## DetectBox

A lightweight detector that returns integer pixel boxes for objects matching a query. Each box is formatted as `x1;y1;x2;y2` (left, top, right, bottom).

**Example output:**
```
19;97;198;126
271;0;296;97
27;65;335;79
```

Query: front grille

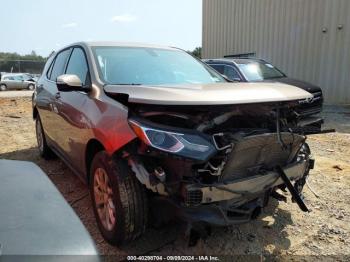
299;106;322;116
185;189;203;206
310;91;323;104
312;91;322;98
220;133;305;181
297;91;323;116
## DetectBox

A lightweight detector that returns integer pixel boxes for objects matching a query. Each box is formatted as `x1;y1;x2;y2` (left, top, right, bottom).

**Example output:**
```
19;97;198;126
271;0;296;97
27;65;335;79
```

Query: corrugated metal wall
202;0;350;104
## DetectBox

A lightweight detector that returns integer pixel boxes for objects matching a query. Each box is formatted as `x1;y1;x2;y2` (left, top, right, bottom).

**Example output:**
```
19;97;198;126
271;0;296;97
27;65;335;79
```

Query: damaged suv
33;42;322;245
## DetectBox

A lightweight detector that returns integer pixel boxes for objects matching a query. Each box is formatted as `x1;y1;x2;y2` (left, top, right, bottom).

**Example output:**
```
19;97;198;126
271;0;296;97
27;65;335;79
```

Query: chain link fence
0;60;46;74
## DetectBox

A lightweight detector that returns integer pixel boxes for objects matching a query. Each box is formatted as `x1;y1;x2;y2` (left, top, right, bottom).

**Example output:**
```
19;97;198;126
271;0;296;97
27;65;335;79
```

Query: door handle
55;92;61;99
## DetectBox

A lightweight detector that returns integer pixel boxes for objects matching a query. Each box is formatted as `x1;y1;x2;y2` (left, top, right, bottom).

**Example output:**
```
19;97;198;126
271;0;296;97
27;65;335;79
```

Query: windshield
237;61;285;81
92;46;225;85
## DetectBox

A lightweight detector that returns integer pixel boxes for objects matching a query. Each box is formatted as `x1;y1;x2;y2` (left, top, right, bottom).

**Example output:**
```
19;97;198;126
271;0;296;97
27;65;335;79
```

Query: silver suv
0;73;36;91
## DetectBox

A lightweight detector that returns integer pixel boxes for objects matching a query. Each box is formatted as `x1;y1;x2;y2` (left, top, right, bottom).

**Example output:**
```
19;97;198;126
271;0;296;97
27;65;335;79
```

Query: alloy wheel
93;167;116;231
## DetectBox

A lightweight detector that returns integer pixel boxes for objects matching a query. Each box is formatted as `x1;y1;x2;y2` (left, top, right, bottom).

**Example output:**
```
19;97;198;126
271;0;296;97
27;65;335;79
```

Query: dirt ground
0;90;33;98
1;97;349;260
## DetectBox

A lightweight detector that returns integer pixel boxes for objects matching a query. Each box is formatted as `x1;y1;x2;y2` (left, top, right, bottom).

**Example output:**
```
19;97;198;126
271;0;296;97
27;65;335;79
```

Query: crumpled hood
104;82;312;105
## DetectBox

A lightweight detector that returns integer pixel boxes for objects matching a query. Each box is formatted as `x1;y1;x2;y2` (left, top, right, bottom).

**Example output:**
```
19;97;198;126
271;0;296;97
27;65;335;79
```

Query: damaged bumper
185;160;309;204
178;159;311;226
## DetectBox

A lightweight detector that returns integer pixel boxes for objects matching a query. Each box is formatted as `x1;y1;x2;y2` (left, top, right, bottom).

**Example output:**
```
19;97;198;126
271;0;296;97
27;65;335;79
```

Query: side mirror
56;74;89;92
232;77;241;82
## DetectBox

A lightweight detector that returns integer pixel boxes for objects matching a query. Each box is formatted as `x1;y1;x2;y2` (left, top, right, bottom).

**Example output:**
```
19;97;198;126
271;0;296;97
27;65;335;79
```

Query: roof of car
73;41;179;51
1;73;23;77
204;58;266;65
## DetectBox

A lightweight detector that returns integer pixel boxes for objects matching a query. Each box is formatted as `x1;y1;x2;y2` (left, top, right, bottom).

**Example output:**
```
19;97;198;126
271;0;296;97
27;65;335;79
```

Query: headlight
129;119;217;161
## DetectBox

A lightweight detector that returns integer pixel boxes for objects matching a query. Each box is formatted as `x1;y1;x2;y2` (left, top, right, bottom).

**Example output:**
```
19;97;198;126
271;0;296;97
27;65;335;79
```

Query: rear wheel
90;151;148;245
35;116;54;159
0;84;7;91
28;84;35;90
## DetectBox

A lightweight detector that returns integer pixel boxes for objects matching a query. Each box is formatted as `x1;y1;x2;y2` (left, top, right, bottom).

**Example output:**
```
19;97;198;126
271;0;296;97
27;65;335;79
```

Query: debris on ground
332;165;343;171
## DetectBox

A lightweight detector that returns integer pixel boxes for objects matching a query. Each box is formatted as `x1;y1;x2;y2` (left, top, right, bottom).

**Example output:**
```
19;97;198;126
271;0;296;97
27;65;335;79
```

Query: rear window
3;76;14;80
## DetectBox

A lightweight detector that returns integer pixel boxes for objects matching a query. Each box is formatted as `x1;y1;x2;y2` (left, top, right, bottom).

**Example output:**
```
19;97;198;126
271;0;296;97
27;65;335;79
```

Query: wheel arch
85;139;106;183
33;106;39;120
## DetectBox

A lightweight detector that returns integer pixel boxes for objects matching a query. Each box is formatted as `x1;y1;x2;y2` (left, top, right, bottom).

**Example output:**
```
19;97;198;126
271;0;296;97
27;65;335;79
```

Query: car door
38;48;72;150
10;75;23;89
17;75;26;89
53;47;92;174
5;76;19;89
1;76;14;89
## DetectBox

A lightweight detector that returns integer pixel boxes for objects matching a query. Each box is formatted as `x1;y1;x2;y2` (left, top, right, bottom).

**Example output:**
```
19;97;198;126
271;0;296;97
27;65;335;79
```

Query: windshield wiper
113;83;142;85
265;76;284;80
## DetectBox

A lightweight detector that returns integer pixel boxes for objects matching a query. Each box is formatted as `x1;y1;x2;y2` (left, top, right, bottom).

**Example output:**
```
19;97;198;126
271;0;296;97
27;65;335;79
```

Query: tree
0;51;47;73
190;47;202;59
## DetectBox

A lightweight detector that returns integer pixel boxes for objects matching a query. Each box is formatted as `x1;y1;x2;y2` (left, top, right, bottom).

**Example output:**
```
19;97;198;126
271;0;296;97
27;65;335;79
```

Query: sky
1;0;202;56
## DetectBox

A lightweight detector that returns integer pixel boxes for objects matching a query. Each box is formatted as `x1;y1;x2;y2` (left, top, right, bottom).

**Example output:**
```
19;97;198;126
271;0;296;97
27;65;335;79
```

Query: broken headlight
129;119;217;161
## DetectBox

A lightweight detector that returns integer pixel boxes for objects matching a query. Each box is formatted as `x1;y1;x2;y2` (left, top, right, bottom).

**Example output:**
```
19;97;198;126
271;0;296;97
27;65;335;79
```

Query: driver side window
49;49;71;81
14;75;23;81
224;66;240;80
65;47;90;86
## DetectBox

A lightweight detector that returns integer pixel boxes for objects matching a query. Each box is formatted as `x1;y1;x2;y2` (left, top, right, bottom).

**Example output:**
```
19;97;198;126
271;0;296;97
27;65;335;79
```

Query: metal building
202;0;350;104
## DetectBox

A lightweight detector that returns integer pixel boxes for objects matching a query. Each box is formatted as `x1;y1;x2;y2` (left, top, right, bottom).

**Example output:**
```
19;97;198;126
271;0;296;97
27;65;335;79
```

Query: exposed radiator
220;133;305;181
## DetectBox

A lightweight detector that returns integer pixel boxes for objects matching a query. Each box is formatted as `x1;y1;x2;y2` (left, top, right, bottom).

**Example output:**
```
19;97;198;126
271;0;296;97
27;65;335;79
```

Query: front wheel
90;151;148;245
28;84;35;90
0;84;7;91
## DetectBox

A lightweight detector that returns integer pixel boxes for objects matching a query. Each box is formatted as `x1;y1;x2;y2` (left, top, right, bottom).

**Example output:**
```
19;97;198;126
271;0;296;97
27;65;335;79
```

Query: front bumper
185;159;308;205
178;159;310;226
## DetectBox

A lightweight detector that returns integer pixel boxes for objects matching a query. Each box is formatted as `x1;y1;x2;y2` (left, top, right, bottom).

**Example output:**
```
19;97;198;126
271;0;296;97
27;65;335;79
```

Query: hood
104;82;312;105
275;77;322;93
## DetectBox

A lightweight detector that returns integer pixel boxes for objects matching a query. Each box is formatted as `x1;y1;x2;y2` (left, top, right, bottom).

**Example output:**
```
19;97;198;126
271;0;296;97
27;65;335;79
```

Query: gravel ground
0;90;34;98
0;97;349;260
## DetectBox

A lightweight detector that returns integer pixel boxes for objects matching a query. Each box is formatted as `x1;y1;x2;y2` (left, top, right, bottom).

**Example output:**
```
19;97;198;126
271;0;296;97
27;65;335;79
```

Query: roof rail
224;52;256;58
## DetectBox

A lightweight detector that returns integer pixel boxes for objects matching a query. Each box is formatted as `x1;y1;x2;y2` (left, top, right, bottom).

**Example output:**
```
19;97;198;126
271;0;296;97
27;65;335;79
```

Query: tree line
0;51;47;74
0;50;46;62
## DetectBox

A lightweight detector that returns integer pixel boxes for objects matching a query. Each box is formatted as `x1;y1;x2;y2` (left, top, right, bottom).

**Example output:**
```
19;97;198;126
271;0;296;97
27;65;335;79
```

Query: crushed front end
124;101;317;226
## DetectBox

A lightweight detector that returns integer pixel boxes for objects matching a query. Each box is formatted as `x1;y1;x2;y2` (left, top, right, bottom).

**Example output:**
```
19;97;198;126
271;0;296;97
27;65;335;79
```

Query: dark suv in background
204;57;323;117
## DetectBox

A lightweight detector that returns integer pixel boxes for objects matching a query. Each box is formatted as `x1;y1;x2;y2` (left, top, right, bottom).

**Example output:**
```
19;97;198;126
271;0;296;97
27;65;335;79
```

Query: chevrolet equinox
33;42;321;245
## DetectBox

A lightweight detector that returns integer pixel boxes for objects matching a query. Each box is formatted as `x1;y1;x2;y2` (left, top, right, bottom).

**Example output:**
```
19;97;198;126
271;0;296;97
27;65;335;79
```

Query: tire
28;84;35;90
35;116;54;159
90;151;148;245
0;84;7;91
